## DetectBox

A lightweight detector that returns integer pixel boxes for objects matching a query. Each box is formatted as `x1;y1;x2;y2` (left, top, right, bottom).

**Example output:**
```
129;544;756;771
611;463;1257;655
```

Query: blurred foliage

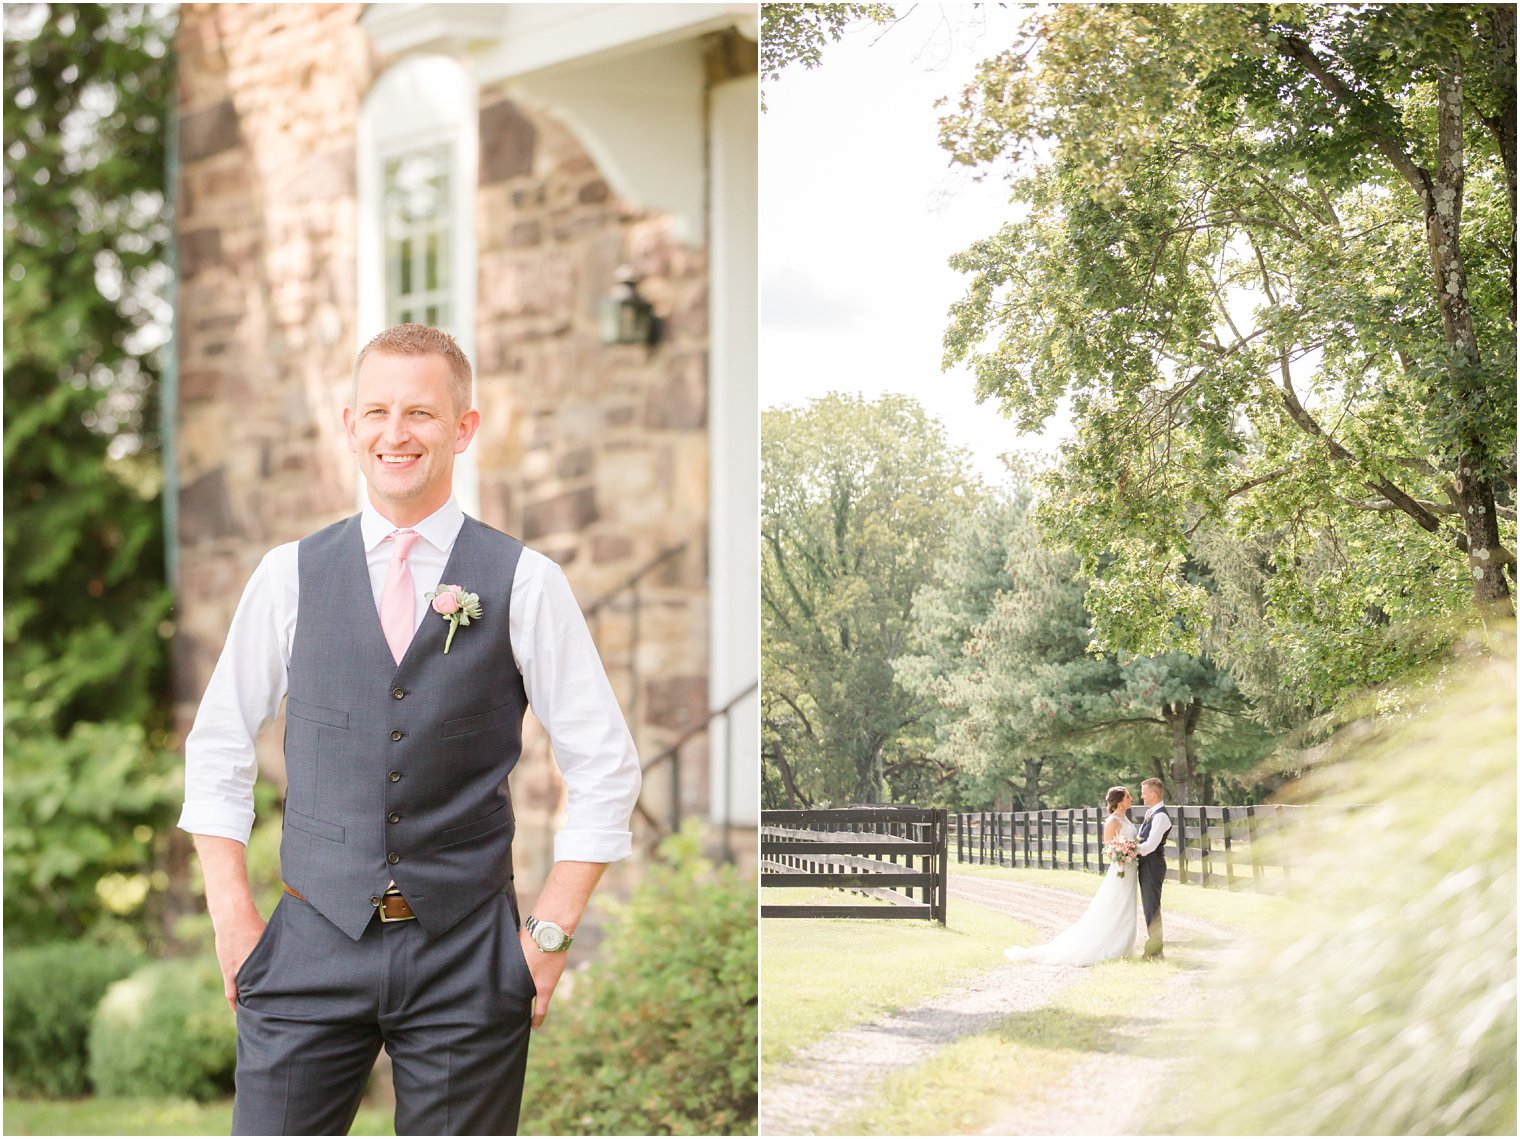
88;957;238;1103
3;4;180;946
3;941;142;1096
520;826;757;1136
941;4;1516;682
759;3;893;110
1174;629;1516;1134
762;393;982;806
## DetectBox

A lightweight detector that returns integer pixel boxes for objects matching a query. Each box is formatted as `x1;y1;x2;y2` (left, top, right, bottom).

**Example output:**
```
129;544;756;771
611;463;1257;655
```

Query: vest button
387;852;400;865
388;770;401;782
388;812;400;824
393;688;405;699
390;730;404;742
370;895;382;907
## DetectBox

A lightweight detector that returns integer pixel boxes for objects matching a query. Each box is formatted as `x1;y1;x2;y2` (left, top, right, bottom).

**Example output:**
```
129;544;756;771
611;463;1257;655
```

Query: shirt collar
1145;802;1166;816
360;497;464;555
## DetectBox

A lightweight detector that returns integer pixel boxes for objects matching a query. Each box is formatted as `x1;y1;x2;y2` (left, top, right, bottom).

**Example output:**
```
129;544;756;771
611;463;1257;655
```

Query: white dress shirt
178;498;641;863
1137;802;1172;856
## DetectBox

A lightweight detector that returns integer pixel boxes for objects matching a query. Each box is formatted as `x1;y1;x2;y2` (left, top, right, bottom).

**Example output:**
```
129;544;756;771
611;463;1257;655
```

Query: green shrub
87;957;237;1101
521;826;758;1135
4;940;142;1096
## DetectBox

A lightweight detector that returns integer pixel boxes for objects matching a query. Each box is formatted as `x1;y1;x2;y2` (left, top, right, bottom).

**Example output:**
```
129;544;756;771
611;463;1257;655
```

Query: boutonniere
425;584;482;654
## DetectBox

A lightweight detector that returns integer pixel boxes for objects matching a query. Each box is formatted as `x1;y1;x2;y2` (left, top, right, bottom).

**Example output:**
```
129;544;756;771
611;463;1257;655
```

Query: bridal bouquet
1105;836;1139;877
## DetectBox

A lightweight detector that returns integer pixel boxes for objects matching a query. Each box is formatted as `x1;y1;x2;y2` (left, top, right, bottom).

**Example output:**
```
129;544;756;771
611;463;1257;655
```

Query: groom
1136;778;1172;959
179;324;641;1134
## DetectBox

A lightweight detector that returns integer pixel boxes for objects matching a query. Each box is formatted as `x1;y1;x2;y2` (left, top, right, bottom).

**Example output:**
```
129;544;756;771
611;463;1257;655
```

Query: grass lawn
2;1097;396;1135
761;887;1040;1072
949;860;1293;936
827;952;1181;1135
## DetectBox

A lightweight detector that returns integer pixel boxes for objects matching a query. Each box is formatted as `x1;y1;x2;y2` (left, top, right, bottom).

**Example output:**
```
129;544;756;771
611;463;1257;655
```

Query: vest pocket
438;801;512;848
283;806;346;843
286;697;350;730
441;703;514;738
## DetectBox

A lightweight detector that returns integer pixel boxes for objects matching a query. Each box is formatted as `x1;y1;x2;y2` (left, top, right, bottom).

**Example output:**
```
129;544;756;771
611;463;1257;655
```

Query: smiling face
343;351;480;527
1141;782;1161;808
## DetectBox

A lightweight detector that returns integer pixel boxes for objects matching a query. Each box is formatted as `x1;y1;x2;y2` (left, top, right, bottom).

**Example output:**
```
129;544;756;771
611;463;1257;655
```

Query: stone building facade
171;3;759;901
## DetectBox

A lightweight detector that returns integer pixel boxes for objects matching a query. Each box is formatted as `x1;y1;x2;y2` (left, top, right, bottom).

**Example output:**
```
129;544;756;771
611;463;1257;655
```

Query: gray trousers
231;890;535;1136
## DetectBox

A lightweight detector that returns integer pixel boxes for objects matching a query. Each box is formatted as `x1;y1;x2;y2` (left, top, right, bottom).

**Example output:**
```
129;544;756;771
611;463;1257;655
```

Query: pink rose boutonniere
425;584;483;654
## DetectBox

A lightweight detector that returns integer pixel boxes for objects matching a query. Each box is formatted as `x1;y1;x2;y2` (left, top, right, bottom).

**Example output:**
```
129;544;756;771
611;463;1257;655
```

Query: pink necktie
379;530;420;664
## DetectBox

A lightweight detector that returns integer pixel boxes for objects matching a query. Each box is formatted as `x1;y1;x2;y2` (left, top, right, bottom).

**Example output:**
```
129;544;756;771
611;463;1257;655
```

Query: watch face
532;921;566;951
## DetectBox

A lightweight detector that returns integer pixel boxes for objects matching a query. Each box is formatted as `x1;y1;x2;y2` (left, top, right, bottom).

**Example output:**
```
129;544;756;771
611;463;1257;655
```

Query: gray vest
281;514;529;940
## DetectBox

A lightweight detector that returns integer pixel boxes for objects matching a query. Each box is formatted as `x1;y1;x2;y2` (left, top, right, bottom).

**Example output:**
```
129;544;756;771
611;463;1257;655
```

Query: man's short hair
352;324;473;414
1141;777;1165;796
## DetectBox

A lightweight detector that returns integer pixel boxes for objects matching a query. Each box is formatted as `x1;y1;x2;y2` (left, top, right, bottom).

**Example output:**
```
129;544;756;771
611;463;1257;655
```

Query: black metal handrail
584;542;687;740
635;680;757;861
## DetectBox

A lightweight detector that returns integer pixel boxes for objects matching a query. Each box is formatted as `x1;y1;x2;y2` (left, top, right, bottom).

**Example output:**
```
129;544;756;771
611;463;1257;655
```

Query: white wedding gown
1005;816;1138;966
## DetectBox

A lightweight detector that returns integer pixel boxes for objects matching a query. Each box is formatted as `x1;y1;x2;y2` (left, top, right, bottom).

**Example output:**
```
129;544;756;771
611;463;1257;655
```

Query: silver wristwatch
524;915;573;952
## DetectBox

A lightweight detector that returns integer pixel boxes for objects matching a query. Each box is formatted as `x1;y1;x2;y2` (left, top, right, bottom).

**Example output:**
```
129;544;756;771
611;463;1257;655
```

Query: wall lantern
600;265;659;347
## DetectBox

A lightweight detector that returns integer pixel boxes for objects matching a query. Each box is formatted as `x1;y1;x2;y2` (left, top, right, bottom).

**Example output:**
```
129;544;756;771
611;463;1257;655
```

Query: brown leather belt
282;882;417;922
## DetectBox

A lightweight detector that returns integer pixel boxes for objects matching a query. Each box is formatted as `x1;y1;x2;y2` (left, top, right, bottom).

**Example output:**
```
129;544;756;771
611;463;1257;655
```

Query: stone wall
173;4;714;897
471;89;713;882
174;1;373;787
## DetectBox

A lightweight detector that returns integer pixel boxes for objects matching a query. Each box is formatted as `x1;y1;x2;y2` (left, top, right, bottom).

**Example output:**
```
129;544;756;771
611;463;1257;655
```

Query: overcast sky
759;4;1069;485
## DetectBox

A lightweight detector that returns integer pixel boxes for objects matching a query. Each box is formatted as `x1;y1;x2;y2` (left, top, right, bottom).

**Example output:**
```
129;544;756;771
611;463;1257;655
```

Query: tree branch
1275;32;1434;202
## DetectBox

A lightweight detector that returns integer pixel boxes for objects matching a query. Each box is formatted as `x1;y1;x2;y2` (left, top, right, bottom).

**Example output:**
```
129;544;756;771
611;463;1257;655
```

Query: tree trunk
1163;697;1201;803
1022;756;1042;811
1485;5;1516;315
769;745;811;809
1428;65;1513;609
856;740;885;803
159;828;199;952
1280;35;1516;606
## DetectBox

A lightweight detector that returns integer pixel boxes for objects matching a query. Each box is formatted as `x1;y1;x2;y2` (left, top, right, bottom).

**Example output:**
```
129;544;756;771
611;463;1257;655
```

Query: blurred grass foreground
1173;628;1516;1135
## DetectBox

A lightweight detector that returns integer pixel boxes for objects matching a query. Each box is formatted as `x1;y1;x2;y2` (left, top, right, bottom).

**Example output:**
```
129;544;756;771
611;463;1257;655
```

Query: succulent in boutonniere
425;584;482;654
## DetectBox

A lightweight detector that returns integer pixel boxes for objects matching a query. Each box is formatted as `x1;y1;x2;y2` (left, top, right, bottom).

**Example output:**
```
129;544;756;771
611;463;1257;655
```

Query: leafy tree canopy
899;478;1277;809
940;3;1516;707
762;393;981;807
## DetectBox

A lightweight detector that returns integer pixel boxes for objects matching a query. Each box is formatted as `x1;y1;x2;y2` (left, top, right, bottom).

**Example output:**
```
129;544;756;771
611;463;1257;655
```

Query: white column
708;72;759;828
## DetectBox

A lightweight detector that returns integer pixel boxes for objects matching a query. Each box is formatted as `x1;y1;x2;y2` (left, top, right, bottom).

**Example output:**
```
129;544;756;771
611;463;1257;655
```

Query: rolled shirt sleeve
178;545;298;845
511;550;641;863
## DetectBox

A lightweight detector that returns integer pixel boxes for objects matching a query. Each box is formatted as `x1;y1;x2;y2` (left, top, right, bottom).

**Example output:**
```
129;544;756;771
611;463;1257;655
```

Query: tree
940;4;1516;703
900;483;1274;808
3;4;179;946
760;2;894;110
761;393;980;806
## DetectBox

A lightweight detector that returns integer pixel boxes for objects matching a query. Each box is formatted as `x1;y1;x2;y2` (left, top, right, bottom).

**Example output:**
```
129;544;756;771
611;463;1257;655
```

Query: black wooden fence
954;804;1312;891
760;807;948;922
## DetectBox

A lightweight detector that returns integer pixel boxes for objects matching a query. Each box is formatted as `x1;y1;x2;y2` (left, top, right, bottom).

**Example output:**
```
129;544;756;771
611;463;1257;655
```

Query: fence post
1175;805;1188;885
935;808;948;924
1277;804;1289;881
1222;806;1234;889
1247;806;1262;883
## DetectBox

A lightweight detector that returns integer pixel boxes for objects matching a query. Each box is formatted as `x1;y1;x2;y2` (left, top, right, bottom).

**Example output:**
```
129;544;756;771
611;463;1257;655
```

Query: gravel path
760;873;1242;1137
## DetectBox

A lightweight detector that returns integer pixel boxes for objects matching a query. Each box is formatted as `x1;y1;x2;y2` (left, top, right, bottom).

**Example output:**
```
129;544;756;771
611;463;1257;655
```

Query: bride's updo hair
1105;786;1128;814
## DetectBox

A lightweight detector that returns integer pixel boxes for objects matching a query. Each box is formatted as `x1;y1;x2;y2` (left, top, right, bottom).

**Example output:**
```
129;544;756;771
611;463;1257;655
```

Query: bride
1005;786;1138;966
